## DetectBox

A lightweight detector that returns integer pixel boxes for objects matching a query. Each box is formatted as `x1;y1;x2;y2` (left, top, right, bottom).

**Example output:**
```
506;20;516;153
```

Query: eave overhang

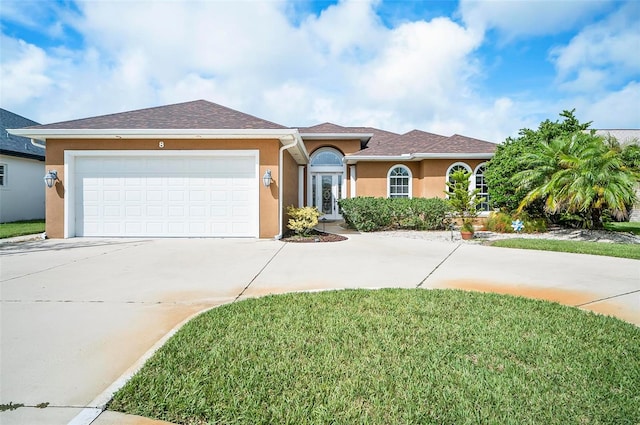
7;128;310;164
299;133;373;143
344;152;494;164
0;149;45;161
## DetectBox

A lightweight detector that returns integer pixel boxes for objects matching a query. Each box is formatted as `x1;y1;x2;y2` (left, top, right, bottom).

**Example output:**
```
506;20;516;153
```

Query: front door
312;173;343;219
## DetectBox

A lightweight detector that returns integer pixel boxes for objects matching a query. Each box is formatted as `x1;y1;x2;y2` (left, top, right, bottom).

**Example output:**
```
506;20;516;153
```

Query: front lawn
109;289;639;425
604;221;640;235
490;238;640;259
0;220;45;239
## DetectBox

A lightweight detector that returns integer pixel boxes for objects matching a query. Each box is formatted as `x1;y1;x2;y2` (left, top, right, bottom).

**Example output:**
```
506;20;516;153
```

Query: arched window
474;163;490;211
446;162;472;194
388;165;412;198
310;149;343;166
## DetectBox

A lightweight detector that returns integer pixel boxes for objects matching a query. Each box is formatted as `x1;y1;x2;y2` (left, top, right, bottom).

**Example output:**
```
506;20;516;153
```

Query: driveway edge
69;301;235;425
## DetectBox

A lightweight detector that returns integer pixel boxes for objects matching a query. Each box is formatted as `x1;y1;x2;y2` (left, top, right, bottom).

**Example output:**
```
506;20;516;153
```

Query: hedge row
338;197;450;232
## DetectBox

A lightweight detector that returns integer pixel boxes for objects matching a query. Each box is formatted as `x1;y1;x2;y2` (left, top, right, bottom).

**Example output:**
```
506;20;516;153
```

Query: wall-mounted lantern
44;170;59;188
262;169;272;187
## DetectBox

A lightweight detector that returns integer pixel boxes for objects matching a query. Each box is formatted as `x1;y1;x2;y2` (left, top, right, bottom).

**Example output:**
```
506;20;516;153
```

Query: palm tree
513;132;638;229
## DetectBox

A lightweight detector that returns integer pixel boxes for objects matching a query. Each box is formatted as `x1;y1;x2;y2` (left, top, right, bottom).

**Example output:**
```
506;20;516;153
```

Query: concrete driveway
1;235;638;425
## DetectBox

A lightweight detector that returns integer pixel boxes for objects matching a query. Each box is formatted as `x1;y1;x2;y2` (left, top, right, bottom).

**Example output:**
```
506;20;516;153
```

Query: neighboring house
593;129;640;146
594;129;640;222
9;100;496;238
0;108;45;223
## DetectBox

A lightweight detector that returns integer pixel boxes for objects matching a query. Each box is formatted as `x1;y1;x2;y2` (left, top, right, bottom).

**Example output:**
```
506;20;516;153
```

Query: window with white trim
388;165;411;198
446;162;471;194
310;149;342;166
0;164;6;186
475;164;490;211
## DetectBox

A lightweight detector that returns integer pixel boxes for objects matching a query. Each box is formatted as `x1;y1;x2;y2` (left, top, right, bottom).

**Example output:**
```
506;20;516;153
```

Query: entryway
311;173;343;219
307;147;346;220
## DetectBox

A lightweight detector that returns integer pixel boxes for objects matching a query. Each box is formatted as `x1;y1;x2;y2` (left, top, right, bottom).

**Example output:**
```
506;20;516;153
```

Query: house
594;129;640;222
8;100;496;238
0;108;45;223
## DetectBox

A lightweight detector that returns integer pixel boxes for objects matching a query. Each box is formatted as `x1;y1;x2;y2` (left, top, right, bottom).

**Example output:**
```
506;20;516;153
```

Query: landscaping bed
281;229;347;243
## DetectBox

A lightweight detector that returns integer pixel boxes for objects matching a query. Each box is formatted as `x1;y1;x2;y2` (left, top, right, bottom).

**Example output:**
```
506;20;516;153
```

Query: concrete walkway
1;233;638;425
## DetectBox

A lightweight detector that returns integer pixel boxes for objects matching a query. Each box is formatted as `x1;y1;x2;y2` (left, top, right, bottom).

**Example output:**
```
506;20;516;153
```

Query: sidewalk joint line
416;243;462;288
234;243;287;301
0;242;147;283
574;289;640;307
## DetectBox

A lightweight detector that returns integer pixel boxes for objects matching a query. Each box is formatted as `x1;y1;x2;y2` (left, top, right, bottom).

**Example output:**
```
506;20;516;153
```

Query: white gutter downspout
31;138;46;149
275;135;299;240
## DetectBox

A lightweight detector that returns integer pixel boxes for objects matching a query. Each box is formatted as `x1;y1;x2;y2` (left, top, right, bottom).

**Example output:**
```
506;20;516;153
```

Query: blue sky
1;0;638;142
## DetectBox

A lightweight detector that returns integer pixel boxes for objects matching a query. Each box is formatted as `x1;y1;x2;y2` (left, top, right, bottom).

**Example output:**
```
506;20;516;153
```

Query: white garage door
74;154;258;237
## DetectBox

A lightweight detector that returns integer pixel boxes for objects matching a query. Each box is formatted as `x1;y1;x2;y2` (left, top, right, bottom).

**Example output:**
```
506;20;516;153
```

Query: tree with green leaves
513;132;637;229
485;110;592;213
621;142;640;173
445;169;484;233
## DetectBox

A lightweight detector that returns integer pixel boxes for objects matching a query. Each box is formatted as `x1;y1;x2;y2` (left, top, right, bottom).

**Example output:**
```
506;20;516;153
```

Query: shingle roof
298;122;400;149
29;100;287;130
350;130;496;157
13;99;497;158
0;108;44;160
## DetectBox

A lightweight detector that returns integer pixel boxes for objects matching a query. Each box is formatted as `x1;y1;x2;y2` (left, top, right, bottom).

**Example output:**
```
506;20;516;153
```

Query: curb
0;233;46;244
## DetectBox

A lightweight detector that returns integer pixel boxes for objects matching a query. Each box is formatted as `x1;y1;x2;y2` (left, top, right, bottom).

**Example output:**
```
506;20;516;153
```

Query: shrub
338;197;450;232
485;211;548;234
338;197;392;231
394;197;451;230
287;206;321;235
485;211;516;233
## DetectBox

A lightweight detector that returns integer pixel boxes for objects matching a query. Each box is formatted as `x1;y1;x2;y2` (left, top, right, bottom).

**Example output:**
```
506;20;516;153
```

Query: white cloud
304;0;385;58
360;18;481;102
0;36;52;105
577;81;640;128
1;0;638;144
550;1;640;93
459;0;613;39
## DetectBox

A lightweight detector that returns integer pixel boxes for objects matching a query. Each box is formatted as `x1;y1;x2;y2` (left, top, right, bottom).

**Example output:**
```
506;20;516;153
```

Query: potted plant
445;169;484;240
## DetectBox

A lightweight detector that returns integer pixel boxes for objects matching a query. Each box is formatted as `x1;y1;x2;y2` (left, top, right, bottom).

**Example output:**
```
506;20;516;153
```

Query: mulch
281;230;347;243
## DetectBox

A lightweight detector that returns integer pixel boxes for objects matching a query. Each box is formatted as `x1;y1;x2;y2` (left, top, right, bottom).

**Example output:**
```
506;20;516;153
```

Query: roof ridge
36;100;208;127
449;133;495;144
26;99;288;130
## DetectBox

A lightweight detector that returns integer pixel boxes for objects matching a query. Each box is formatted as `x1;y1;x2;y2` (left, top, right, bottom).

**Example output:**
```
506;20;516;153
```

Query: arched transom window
311;149;343;166
388;165;412;198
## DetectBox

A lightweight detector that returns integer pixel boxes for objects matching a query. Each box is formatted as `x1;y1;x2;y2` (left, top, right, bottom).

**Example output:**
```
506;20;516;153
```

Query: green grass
109;289;640;425
490;238;640;259
0;220;45;239
605;221;640;235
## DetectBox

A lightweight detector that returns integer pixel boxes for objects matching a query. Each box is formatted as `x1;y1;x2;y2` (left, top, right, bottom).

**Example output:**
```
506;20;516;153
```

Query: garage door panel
188;190;206;201
125;206;142;216
125;222;142;233
146;206;163;216
168;206;186;217
75;154;258;237
104;206;121;217
125;191;142;201
167;222;186;234
168;190;185;201
211;207;226;217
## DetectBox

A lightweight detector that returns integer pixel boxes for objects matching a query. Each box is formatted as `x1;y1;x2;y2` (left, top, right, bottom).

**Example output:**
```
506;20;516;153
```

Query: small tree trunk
591;208;603;229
